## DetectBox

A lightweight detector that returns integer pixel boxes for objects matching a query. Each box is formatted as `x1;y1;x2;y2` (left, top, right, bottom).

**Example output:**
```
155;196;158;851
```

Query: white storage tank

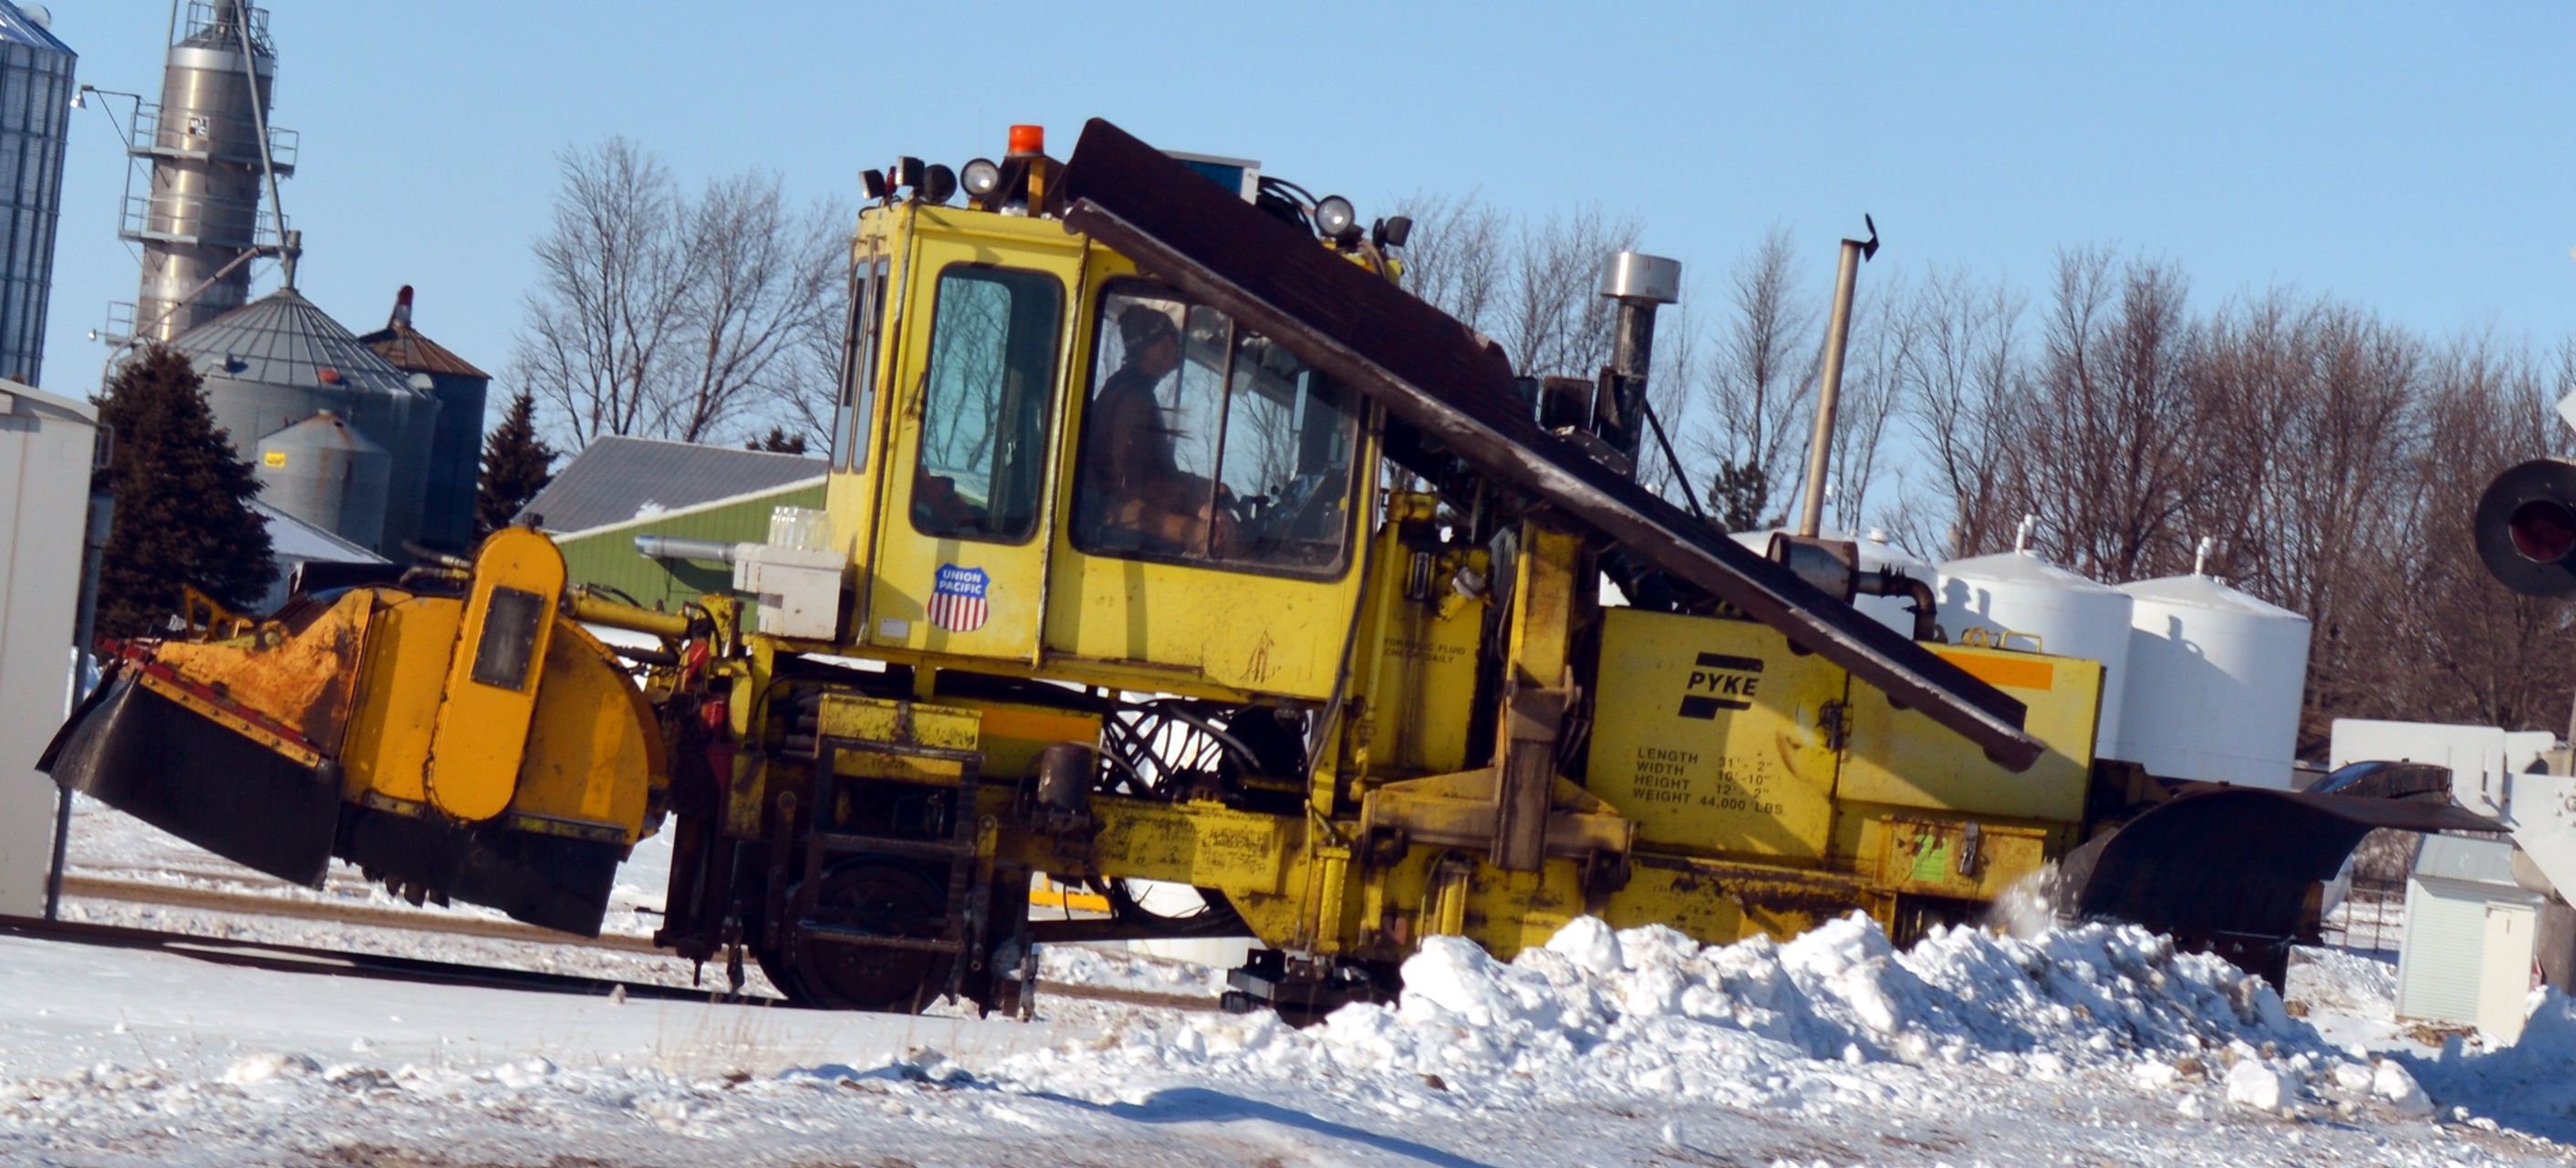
2110;571;2311;788
1935;548;2134;751
1729;527;1935;637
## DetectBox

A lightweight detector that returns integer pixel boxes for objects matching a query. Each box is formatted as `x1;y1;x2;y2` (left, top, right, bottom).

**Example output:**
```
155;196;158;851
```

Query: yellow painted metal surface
1869;816;2051;902
425;527;566;821
505;620;663;842
1585;608;1849;860
961;700;1101;780
864;211;1083;666
1034;245;1370;703
338;594;463;805
1836;641;2100;822
153;589;373;752
816;693;982;782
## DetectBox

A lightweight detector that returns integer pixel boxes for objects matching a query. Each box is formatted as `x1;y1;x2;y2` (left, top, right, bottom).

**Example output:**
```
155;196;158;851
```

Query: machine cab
821;202;1376;704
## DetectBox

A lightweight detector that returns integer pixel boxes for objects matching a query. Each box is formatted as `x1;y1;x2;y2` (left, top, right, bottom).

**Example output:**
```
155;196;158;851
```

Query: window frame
831;254;890;473
903;261;1065;547
1067;277;1363;582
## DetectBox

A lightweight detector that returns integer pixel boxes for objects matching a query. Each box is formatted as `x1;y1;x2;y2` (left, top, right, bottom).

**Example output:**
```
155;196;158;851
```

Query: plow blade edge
2065;785;2498;985
38;673;340;888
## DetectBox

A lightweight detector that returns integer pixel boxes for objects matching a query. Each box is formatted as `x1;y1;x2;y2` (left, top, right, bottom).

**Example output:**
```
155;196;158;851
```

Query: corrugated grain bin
254;410;389;552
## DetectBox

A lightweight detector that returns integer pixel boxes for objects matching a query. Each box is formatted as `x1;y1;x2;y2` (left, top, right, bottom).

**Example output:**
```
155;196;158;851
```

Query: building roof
517;435;826;534
357;287;491;380
0;3;74;57
252;499;385;564
169;287;419;402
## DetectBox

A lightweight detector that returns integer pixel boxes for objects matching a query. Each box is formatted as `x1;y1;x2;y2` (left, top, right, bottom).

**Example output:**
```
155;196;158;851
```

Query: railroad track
40;876;1223;1014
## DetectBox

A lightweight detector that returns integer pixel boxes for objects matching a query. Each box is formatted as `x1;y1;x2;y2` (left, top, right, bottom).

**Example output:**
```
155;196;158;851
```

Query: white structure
249;499;385;613
2109;572;2311;788
1936;548;2136;751
2398;833;2543;1042
1729;527;1935;637
2329;719;2553;819
0;381;96;915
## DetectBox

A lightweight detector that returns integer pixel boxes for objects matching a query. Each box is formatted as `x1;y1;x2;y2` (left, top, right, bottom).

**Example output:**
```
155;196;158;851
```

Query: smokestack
390;284;414;329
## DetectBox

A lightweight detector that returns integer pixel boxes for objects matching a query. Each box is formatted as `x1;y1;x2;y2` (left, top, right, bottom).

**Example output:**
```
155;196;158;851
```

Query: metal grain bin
254;410;387;551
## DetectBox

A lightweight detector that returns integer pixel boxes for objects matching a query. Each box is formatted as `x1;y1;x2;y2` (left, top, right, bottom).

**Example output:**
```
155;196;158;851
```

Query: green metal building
522;436;826;617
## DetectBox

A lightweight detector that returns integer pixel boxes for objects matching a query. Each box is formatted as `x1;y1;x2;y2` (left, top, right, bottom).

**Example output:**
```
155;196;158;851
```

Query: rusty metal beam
1057;118;2043;770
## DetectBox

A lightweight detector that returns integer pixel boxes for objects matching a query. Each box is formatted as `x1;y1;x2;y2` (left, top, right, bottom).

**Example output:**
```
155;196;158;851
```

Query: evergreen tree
746;425;807;455
475;390;559;538
95;344;276;638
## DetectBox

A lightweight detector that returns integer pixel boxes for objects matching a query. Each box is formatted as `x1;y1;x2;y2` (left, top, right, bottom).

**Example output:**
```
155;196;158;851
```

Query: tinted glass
910;266;1063;542
1073;280;1360;575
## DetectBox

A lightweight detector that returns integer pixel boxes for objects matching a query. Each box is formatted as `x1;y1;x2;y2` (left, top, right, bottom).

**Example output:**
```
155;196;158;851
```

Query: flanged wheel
779;860;953;1012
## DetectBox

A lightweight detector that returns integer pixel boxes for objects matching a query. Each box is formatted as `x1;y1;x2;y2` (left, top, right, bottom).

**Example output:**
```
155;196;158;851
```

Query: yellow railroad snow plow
46;117;2486;1017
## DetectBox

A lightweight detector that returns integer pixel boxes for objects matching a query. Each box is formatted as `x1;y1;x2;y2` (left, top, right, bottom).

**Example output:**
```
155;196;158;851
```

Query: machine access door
865;218;1078;665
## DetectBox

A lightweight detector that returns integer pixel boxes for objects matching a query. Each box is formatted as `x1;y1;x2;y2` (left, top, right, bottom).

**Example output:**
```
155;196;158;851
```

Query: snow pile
2411;989;2576;1138
1038;944;1227;998
1002;913;2354;1113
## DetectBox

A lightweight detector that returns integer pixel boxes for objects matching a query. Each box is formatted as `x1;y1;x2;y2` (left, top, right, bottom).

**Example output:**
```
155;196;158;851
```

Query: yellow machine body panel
1034;245;1372;703
1836;641;2101;823
506;620;664;841
862;210;1082;667
425;527;567;821
1584;607;1851;860
338;594;465;805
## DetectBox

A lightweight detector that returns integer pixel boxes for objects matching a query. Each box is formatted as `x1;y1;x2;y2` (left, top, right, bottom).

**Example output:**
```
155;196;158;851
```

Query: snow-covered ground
22;801;2576;1165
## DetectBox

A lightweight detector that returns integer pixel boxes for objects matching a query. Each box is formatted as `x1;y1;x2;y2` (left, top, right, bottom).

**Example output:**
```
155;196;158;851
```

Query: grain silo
168;285;438;558
0;3;74;387
359;287;489;553
124;0;292;344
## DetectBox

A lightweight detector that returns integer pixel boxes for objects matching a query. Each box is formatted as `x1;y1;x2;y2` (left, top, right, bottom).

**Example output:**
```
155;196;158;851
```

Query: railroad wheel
779;860;954;1012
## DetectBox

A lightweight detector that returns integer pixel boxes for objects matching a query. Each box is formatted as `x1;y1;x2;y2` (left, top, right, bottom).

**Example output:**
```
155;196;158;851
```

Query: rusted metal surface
1056;118;2042;771
152;589;372;752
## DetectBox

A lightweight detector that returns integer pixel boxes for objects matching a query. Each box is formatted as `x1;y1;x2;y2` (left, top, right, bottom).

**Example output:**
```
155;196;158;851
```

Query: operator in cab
1076;305;1233;554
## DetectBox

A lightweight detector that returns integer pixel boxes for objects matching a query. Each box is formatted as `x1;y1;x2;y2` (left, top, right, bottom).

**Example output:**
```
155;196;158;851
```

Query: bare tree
770;200;858;454
515;139;850;451
1692;227;1820;531
514;138;699;447
2010;247;2202;582
1390;192;1509;339
658;177;846;443
1896;266;2026;557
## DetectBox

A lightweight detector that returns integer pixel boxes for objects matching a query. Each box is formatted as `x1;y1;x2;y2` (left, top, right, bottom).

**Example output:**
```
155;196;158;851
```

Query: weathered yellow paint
425;527;566;821
1585;608;1848;860
816;693;982;782
506;620;662;842
1870;816;2051;902
339;594;463;805
864;210;1084;667
1835;641;2099;823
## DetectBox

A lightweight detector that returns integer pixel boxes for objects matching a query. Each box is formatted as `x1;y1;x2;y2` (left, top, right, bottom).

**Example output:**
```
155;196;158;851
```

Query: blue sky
34;2;2576;419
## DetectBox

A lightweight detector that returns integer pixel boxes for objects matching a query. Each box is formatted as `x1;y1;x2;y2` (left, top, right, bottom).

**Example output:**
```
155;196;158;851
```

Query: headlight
1314;195;1356;239
961;158;1002;198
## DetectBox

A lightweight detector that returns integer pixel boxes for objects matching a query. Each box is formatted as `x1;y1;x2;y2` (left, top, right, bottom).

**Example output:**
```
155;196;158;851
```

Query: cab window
910;265;1063;542
831;256;889;472
1071;280;1359;576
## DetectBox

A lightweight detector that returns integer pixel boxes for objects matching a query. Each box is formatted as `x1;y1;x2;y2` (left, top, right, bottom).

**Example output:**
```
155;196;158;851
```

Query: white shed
0;381;98;916
2397;833;2543;1042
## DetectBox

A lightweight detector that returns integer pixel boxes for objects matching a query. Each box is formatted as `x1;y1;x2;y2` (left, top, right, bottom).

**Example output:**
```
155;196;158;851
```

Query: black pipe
1857;568;1943;643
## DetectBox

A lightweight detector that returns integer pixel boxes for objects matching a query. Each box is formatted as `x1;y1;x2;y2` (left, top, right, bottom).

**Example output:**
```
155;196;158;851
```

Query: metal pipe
1798;244;1863;537
1593;252;1681;472
568;589;692;640
229;5;293;288
1796;219;1879;538
634;534;743;564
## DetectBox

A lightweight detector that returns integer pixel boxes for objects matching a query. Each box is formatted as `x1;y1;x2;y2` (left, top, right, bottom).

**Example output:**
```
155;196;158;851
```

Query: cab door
865;215;1080;664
